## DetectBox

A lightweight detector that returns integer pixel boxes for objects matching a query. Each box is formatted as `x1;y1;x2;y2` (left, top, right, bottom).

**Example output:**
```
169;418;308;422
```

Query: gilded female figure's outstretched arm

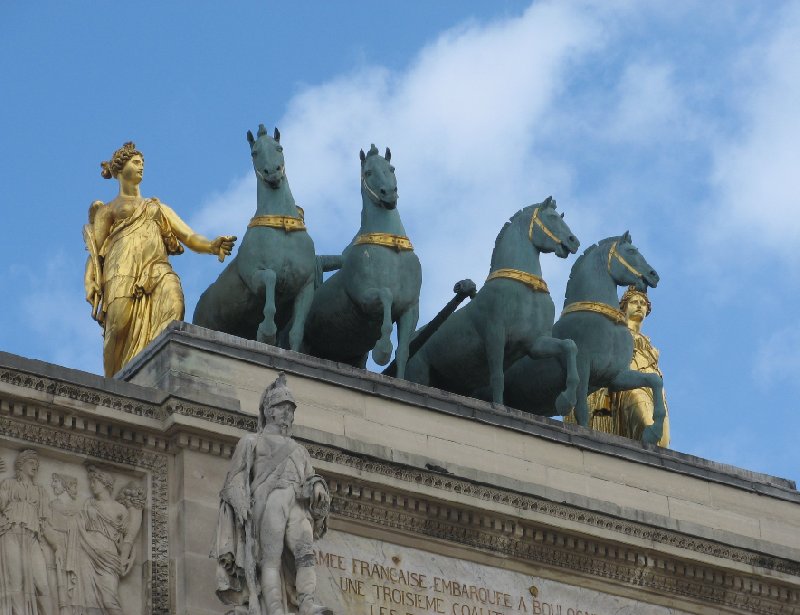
159;204;236;262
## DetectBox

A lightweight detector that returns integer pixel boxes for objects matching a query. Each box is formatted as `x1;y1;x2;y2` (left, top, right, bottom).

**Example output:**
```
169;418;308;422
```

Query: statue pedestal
1;321;798;615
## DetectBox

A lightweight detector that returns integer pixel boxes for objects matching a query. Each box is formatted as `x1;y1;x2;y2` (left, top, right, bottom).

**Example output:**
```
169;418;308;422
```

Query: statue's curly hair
86;463;115;491
14;449;38;478
100;141;143;179
619;285;652;316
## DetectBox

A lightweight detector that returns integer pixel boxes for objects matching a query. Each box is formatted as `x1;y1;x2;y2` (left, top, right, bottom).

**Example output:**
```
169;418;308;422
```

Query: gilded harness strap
353;233;414;251
561;301;627;326
248;215;307;232
607;241;643;279
486;268;549;293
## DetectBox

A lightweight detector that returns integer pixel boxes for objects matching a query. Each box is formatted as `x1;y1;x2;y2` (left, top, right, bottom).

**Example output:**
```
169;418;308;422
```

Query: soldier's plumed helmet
258;373;297;429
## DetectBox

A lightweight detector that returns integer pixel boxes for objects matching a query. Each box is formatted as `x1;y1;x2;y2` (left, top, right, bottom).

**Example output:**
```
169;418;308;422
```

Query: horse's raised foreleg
484;322;507;405
287;279;315;351
349;286;394;365
251;269;277;345
526;337;578;416
394;302;420;380
609;369;665;444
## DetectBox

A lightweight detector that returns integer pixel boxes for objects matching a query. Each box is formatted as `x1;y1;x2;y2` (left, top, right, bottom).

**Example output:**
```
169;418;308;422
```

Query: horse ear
274;127;281;142
545;196;555;208
247;130;255;146
257;124;267;137
360;149;366;163
385;147;391;162
622;230;632;243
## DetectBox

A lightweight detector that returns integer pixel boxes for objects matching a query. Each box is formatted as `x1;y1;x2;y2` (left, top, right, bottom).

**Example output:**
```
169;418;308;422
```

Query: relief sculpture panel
0;447;147;615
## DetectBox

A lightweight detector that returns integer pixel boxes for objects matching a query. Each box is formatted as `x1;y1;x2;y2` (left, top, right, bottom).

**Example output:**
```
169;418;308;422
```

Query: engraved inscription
314;531;690;615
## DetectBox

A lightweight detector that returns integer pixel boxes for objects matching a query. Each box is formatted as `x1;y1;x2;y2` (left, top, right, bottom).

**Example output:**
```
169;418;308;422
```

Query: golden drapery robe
568;331;671;447
96;197;184;376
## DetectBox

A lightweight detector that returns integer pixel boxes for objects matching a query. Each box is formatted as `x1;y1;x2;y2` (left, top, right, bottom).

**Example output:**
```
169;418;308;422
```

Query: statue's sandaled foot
372;339;393;366
555;392;576;417
257;323;277;345
641;423;662;445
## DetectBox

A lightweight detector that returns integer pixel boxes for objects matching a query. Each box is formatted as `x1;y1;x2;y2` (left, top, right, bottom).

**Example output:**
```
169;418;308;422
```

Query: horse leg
572;357;591;426
393;302;420;380
252;269;277;344
485;322;506;405
526;337;578;416
609;369;665;444
287;279;315;351
350;286;394;365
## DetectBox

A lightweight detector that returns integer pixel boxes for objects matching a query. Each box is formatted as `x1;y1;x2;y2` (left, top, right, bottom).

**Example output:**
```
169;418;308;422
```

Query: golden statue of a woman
567;287;671;447
84;142;236;376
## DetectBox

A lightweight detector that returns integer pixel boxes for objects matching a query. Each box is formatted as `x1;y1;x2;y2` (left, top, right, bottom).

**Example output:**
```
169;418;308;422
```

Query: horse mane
564;236;620;298
489;204;536;270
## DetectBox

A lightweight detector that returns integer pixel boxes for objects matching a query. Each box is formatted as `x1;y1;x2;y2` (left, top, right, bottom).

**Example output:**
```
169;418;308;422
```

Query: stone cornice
306;443;800;581
325;471;800;615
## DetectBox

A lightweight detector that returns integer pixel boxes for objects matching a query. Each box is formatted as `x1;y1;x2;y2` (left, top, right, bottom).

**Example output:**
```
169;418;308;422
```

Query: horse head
606;232;659;292
247;124;285;189
528;197;580;258
359;144;398;210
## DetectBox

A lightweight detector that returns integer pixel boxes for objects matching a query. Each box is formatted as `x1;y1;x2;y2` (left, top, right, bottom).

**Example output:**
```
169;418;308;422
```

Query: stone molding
305;443;800;579
324;471;800;615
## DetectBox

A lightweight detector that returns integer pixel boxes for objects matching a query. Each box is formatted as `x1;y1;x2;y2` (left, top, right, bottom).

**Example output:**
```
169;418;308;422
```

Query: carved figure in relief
84;141;237;377
568;287;671;446
212;373;332;615
45;473;80;615
71;465;145;615
0;449;51;614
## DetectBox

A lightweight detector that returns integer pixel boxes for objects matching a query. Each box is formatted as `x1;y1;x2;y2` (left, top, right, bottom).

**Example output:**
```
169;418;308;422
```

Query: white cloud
604;61;685;143
753;321;800;389
192;0;621;322
708;3;800;257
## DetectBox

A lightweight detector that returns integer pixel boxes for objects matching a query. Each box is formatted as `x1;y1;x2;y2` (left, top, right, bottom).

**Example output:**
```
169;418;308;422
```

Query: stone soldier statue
211;373;332;615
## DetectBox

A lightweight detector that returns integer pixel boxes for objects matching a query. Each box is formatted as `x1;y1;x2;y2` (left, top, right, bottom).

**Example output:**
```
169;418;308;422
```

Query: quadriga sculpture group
88;125;667;446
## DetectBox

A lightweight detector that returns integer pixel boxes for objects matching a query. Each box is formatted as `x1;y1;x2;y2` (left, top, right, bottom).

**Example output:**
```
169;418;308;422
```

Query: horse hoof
641;425;661;445
372;344;392;366
257;325;277;345
555;393;575;417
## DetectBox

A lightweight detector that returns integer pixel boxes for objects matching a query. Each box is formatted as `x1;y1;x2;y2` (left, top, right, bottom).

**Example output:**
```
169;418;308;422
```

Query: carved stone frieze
0;417;169;615
304;442;800;579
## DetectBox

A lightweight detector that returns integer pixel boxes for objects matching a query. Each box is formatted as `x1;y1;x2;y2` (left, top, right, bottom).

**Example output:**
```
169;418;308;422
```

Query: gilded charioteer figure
567;286;671;447
83;142;237;376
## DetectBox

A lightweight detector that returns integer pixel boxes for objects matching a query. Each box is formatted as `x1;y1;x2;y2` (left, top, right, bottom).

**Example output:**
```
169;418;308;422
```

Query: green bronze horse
501;233;666;444
302;145;422;378
405;197;580;406
193;125;316;349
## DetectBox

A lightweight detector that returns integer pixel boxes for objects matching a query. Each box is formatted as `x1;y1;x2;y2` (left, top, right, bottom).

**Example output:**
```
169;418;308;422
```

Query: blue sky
2;1;799;482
